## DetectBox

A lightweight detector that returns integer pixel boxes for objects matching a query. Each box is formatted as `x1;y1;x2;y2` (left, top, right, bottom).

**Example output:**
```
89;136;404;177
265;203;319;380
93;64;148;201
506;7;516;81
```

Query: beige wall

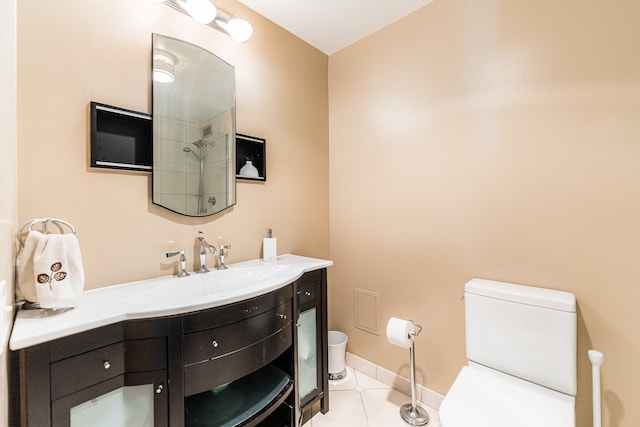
0;0;17;425
17;0;329;289
329;0;640;426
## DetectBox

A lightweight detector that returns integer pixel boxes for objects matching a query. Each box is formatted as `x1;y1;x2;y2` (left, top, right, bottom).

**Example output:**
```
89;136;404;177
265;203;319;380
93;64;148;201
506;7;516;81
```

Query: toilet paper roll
386;317;415;349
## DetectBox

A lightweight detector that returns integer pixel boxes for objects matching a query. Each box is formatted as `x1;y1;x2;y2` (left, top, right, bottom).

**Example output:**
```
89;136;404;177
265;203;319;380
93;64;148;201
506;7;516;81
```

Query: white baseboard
345;352;445;410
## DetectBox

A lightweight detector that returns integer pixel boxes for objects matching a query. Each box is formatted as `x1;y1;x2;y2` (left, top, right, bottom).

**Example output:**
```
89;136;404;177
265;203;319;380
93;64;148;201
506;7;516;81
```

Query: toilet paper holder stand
401;322;430;426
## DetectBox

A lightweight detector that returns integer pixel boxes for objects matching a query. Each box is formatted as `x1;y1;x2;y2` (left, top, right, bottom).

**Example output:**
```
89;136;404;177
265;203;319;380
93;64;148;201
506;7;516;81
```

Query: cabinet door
298;306;321;404
296;269;329;417
297;270;327;409
51;370;167;427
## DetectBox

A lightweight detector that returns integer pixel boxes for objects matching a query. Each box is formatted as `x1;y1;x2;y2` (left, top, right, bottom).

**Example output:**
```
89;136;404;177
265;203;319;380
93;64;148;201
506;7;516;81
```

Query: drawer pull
243;305;259;314
156;384;164;394
212;340;219;348
304;291;312;296
276;313;287;320
103;360;111;370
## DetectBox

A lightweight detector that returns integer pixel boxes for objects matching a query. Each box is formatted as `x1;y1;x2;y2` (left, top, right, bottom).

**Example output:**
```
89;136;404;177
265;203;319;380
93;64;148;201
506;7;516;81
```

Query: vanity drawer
183;301;292;365
297;276;321;307
49;323;123;362
50;341;125;400
184;325;292;396
183;284;292;333
300;269;322;286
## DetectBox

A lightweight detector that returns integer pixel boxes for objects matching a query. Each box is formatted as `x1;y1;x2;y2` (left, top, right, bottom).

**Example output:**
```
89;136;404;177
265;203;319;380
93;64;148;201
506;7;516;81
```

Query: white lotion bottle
263;229;277;262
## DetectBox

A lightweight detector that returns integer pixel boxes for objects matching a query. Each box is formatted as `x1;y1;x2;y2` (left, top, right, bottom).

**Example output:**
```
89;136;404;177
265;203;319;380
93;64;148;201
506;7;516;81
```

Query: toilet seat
439;363;575;427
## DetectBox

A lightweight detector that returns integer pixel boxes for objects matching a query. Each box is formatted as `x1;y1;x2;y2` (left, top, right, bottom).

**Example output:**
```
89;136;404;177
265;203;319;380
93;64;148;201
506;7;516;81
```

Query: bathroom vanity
9;255;331;427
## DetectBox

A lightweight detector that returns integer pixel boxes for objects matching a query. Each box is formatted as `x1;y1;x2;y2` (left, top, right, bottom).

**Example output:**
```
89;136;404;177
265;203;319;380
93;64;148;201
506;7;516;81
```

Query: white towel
16;230;85;308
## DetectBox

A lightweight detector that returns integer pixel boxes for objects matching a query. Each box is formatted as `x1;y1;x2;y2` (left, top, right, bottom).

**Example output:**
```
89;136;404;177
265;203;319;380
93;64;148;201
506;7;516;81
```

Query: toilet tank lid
465;279;576;313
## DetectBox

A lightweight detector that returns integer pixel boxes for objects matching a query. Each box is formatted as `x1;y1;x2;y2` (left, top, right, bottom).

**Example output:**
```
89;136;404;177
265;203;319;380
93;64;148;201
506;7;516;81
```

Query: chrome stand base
400;322;429;426
329;369;347;381
400;403;430;426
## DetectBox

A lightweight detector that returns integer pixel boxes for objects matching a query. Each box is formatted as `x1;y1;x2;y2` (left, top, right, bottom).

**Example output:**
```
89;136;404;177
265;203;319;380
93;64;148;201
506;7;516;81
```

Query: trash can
328;331;348;381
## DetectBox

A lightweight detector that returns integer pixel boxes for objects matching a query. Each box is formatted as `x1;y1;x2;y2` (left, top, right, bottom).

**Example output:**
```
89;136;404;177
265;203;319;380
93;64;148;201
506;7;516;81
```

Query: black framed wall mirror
152;34;236;217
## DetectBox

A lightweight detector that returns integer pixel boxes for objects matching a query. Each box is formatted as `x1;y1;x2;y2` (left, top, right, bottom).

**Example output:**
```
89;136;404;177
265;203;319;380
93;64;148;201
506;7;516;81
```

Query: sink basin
125;264;293;307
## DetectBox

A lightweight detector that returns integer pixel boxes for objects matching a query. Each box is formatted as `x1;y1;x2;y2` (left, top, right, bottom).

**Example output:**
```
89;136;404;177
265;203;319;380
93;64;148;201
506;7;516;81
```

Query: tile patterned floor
303;367;440;427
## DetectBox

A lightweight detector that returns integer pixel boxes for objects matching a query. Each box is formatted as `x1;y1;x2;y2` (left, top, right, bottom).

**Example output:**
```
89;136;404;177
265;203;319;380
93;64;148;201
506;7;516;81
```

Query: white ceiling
236;0;433;55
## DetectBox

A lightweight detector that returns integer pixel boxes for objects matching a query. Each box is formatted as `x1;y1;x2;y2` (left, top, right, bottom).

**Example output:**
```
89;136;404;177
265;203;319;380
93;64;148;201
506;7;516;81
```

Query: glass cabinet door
298;307;320;403
52;371;167;427
70;384;154;426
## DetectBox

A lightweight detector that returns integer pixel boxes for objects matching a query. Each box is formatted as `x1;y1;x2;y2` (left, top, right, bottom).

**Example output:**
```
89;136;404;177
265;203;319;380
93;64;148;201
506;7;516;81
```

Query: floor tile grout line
354;367;374;426
352;368;392;391
358;385;371;427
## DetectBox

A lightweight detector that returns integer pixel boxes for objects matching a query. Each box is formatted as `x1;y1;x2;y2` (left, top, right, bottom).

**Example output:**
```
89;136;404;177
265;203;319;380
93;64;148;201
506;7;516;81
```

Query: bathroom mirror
152;34;236;216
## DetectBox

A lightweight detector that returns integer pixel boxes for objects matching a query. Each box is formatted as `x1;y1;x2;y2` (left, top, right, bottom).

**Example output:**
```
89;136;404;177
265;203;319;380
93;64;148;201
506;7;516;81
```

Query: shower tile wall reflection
153;110;232;216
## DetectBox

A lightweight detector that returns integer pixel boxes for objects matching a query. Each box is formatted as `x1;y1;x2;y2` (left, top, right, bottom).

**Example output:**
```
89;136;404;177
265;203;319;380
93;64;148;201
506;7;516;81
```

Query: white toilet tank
465;278;577;395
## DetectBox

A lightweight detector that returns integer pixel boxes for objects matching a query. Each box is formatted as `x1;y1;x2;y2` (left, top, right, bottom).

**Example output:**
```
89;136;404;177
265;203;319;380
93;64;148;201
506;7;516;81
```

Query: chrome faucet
166;249;189;277
197;231;216;273
218;244;231;270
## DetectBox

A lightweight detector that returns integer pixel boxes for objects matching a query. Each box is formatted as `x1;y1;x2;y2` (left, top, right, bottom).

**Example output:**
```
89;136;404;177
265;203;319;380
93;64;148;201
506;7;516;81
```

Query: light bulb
153;68;174;83
226;18;253;43
180;0;217;24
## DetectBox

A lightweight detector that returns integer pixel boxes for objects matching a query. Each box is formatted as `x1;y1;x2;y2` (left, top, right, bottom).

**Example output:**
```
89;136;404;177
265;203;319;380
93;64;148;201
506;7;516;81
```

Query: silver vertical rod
400;325;429;425
410;339;417;410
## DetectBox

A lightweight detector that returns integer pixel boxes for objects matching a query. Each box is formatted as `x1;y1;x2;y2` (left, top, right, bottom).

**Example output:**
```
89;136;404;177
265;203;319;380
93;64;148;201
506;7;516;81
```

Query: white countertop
10;254;332;350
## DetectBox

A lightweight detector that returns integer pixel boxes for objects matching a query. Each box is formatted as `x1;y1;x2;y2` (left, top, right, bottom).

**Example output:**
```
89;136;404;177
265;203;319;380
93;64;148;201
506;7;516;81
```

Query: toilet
439;278;577;427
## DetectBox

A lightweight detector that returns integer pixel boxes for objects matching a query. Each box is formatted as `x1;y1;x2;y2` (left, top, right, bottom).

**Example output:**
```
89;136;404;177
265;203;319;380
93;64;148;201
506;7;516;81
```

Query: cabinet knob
243;305;259;314
156;384;164;394
304;291;312;296
276;313;287;320
103;360;111;370
212;339;219;348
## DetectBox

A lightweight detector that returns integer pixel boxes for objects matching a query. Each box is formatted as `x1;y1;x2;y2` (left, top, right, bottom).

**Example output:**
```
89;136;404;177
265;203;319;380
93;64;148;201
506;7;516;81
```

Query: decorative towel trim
16;230;84;308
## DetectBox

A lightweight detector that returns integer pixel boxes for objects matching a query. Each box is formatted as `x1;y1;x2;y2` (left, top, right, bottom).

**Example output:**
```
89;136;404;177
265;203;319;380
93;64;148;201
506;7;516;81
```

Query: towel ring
17;217;77;247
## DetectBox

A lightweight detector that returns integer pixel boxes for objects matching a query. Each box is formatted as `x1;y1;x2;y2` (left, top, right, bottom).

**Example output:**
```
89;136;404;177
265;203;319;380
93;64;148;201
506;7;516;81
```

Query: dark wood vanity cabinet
10;268;329;427
10;319;170;427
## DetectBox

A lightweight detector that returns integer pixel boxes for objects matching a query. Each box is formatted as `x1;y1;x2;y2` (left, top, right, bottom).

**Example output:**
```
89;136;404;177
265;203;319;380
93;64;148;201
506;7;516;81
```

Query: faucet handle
217;245;231;270
166;249;190;277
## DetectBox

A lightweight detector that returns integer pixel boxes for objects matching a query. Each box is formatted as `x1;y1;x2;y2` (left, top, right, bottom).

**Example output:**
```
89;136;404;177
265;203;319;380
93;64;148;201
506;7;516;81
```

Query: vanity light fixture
178;0;217;24
153;51;178;83
162;0;253;43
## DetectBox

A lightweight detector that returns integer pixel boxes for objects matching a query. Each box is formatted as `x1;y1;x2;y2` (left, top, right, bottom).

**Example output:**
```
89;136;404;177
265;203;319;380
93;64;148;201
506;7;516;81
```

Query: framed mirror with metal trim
152;34;236;217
